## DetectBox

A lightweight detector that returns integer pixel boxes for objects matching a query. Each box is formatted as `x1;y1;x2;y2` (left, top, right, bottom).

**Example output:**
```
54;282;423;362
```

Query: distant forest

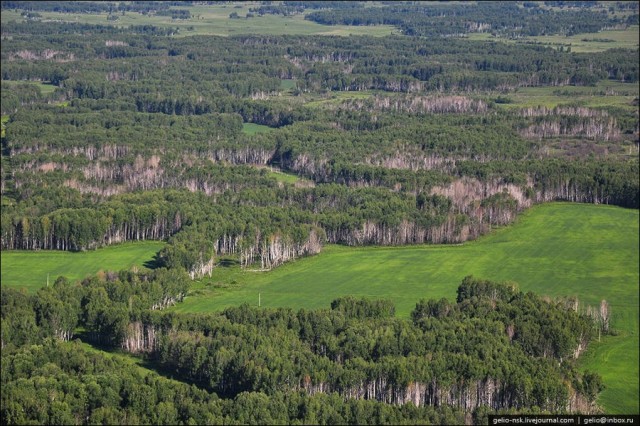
1;18;638;274
1;0;638;424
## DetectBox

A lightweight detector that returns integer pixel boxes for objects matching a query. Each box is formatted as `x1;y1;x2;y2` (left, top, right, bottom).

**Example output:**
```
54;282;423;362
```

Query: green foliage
305;2;624;38
331;296;395;319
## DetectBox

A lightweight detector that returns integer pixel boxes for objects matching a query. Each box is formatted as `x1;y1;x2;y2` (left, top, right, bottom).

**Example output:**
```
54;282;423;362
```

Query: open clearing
1;80;58;95
495;80;639;110
241;122;275;135
0;6;395;37
468;25;639;53
172;202;639;413
1;241;164;293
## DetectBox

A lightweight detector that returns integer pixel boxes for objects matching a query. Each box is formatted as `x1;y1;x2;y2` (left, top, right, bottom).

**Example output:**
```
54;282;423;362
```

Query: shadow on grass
218;258;239;267
143;252;164;270
143;253;239;271
74;331;239;398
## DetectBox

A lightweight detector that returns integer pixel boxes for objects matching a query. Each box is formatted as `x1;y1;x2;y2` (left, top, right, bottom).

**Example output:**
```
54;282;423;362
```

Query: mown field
171;202;639;414
0;241;164;292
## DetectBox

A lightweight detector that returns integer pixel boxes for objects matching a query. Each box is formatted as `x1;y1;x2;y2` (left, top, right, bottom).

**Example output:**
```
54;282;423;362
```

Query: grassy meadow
494;80;639;110
0;5;395;37
1;80;58;95
468;25;639;53
523;25;640;53
241;122;275;135
1;115;8;138
170;202;639;413
0;241;164;293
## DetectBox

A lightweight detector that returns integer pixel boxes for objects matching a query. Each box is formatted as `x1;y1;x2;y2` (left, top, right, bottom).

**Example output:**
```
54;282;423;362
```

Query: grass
0;5;395;37
242;122;275;135
249;165;303;185
468;25;639;53
523;25;640;53
0;241;165;293
280;79;297;91
266;169;301;185
303;90;381;109
171;202;639;413
493;80;639;111
1;79;57;95
1;115;9;138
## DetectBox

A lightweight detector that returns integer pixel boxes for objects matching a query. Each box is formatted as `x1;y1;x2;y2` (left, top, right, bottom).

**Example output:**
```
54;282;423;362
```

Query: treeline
0;20;178;36
1;267;189;348
1;340;470;425
2;33;637;94
1;276;607;423
1;4;637;271
0;1;191;14
2;105;637;273
305;2;628;37
144;278;603;414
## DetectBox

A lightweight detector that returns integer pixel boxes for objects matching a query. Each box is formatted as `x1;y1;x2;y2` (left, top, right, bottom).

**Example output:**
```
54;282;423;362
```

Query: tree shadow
218;258;239;267
143;252;164;270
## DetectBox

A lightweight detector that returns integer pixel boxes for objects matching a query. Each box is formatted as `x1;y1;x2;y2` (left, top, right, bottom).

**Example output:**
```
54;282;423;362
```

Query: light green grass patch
280;79;297;91
1;79;57;95
496;80;638;110
249;165;302;185
1;115;9;138
525;25;639;53
304;90;379;109
266;169;300;185
172;202;639;413
1;241;165;293
468;25;639;53
242;122;275;135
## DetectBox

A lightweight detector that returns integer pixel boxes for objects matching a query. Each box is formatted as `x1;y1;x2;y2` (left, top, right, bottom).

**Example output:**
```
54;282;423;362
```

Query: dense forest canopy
1;1;638;423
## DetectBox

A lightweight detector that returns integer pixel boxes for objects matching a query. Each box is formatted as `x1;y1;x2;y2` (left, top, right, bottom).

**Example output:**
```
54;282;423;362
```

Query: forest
1;276;607;423
1;0;638;424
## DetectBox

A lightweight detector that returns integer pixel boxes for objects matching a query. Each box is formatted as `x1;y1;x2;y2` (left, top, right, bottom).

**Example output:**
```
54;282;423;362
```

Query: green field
0;205;637;412
468;25;639;53
1;115;9;138
280;79;297;91
171;202;639;413
1;79;58;95
0;6;395;37
496;80;639;110
267;169;301;185
524;25;640;53
241;122;275;135
0;241;164;292
303;90;381;109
